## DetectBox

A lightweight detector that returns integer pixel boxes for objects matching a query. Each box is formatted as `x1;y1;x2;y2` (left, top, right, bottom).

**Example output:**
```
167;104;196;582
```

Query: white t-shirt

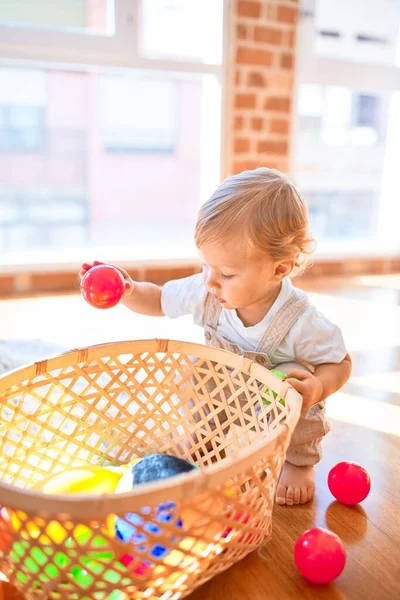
161;274;347;366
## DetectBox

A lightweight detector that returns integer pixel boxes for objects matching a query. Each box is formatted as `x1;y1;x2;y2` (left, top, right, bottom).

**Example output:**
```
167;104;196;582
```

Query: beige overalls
202;288;330;466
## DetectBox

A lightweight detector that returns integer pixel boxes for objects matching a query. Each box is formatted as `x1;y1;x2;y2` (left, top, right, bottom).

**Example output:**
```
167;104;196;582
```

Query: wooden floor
1;274;400;599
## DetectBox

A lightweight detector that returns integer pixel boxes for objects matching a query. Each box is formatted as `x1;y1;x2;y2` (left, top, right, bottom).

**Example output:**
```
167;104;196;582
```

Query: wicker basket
0;339;301;600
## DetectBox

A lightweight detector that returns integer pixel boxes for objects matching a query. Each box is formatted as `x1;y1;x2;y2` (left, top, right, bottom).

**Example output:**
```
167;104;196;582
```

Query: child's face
198;240;285;311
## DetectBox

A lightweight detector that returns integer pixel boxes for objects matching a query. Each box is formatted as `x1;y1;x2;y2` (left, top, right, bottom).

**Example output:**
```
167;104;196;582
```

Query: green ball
271;369;286;380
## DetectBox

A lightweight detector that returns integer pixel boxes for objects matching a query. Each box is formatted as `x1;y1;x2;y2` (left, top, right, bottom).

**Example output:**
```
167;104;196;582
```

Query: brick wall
225;0;298;176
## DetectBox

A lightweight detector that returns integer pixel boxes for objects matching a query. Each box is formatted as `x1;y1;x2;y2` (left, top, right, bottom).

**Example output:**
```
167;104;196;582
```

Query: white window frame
0;0;223;76
291;0;400;256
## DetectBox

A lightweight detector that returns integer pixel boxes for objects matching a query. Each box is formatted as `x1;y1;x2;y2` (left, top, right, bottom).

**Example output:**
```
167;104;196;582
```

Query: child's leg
273;362;330;506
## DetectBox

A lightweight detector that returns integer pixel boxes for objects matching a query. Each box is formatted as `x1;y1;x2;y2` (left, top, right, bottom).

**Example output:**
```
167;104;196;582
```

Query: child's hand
79;261;134;296
285;369;324;411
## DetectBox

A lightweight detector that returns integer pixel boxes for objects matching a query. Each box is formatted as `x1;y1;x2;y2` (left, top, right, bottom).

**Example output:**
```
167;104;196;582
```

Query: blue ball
115;502;183;559
115;454;195;560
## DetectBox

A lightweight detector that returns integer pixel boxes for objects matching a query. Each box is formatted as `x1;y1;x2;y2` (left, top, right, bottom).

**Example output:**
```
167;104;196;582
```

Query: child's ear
274;260;295;279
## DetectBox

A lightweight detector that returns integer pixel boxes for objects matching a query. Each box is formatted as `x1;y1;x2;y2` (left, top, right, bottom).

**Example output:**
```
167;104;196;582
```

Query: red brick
31;272;78;292
270;118;289;134
238;1;261;18
390;258;400;271
319;261;344;276
277;5;297;24
236;46;273;67
364;258;387;274
264;96;291;112
234;138;251;153
144;266;200;285
235;93;257;109
281;52;294;69
234;115;244;131
299;258;400;279
237;23;247;40
0;276;14;295
252;117;264;131
254;26;282;45
235;70;241;85
257;140;288;154
233;160;262;174
247;71;267;87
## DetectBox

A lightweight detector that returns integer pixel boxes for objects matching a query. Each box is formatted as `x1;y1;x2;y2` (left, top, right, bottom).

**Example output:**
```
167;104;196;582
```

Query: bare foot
276;462;315;506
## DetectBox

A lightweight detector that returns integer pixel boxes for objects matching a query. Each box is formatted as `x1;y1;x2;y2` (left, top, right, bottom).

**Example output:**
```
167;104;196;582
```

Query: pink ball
294;527;346;584
328;461;371;505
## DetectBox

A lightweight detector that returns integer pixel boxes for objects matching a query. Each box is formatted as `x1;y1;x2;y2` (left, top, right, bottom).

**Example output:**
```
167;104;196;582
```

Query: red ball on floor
294;527;346;584
328;461;371;505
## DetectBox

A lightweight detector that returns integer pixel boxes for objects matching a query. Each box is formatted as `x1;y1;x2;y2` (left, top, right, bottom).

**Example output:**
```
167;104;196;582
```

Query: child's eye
221;273;234;279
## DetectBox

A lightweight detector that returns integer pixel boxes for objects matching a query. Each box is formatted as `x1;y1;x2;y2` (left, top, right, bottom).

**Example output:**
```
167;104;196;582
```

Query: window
0;68;47;152
313;0;400;67
0;0;114;35
0;106;46;152
140;0;224;64
293;0;400;254
102;78;177;153
0;66;222;260
354;94;380;130
0;1;224;264
0;192;88;252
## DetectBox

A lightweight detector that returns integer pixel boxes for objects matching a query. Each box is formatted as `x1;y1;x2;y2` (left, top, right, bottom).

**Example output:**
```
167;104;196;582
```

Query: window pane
293;84;400;246
0;0;114;35
0;67;221;260
0;73;46;152
314;0;400;67
140;0;224;64
101;77;177;152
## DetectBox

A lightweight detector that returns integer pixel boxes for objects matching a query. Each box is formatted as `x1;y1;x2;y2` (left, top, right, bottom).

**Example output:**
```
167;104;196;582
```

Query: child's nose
205;272;218;290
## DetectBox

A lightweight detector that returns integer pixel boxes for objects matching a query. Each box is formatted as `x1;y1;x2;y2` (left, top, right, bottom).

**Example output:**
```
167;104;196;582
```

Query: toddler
80;168;351;506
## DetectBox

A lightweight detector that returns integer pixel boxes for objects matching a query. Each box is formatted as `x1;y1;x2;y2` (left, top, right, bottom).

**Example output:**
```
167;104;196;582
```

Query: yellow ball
10;466;126;543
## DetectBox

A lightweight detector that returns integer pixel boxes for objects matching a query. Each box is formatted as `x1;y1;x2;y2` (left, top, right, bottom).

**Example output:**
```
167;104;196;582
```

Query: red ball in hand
328;461;371;505
81;265;125;309
294;527;346;584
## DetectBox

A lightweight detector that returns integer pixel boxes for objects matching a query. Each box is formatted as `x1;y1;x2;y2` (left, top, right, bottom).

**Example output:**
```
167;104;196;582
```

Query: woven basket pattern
0;339;301;600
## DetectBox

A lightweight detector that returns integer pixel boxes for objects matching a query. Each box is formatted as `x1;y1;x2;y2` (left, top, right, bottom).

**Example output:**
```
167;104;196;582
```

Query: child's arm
79;262;164;317
286;354;352;410
122;281;164;317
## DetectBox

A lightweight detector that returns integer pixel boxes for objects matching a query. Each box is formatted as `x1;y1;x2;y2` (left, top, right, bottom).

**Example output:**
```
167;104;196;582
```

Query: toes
285;486;295;506
293;487;301;504
276;484;287;505
306;487;315;502
300;487;308;504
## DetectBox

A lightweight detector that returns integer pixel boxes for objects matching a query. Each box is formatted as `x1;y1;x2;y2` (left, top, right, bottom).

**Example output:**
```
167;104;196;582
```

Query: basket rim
0;338;302;517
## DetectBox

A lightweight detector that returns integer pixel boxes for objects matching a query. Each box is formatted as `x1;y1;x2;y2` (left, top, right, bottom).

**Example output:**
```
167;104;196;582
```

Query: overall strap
202;293;222;330
256;289;311;357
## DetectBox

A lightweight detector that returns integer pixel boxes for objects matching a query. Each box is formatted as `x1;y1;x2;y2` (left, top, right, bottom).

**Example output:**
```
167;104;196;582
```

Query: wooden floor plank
0;275;399;599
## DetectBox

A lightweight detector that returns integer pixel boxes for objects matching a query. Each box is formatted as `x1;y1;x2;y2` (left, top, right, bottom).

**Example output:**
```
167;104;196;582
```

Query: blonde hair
195;167;315;276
